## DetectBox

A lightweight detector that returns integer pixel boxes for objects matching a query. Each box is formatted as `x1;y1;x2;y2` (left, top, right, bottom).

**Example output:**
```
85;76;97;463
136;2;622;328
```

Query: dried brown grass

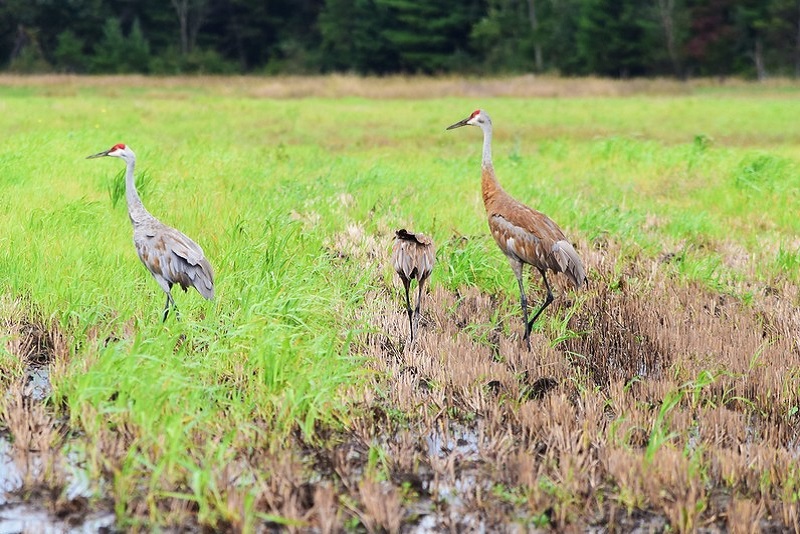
320;233;800;532
5;74;800;99
1;296;67;369
0;382;64;493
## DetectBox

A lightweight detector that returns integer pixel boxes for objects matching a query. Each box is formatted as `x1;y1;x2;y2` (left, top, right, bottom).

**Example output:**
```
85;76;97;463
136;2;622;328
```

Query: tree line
2;0;798;78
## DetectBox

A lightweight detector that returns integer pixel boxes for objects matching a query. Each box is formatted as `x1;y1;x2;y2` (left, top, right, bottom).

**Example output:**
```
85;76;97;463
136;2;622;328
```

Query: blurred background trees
0;0;797;77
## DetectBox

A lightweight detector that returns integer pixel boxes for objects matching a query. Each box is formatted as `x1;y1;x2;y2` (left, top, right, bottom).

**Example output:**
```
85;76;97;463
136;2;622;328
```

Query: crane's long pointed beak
86;149;110;159
446;117;470;130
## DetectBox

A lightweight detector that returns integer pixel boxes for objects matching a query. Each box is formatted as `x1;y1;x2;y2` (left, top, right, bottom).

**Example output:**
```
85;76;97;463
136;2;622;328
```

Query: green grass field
1;75;800;531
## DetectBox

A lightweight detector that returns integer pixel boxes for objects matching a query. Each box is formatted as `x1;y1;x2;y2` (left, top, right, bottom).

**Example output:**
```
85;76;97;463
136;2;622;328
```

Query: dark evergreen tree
54;30;87;73
375;0;484;73
574;0;651;77
765;0;800;76
650;0;690;77
91;17;127;73
470;0;540;73
0;0;795;77
127;18;152;73
319;0;398;73
539;0;581;73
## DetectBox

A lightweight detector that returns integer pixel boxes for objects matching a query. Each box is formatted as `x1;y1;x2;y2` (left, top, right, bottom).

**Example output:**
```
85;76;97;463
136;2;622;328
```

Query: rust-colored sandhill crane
391;229;435;344
447;110;586;349
87;143;214;321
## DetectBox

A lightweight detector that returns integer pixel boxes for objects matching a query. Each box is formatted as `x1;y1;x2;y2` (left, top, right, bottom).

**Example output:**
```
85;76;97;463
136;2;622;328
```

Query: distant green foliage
470;0;539;73
376;0;482;72
8;45;50;73
149;46;238;74
54;30;86;73
127;19;151;73
319;0;397;74
91;18;131;73
2;0;799;76
576;0;647;76
7;27;50;73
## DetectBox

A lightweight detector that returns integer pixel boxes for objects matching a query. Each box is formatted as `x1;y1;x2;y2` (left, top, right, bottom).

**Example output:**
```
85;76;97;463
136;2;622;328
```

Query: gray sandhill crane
447;110;586;350
87;143;214;321
391;229;435;344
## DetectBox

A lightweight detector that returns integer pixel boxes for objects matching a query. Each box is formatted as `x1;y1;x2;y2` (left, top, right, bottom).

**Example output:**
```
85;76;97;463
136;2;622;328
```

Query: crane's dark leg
412;276;427;344
509;259;531;350
162;293;172;322
402;277;414;344
162;290;177;322
527;268;554;336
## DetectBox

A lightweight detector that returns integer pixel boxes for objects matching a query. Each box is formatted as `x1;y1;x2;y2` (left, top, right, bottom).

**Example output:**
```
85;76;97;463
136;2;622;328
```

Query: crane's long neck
479;123;504;209
124;157;151;227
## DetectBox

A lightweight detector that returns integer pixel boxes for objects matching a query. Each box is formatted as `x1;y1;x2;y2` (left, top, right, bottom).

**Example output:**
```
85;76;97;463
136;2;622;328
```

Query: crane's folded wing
139;228;215;299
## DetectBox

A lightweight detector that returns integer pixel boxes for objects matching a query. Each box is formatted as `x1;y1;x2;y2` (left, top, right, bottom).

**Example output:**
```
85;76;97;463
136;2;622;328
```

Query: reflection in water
1;365;116;532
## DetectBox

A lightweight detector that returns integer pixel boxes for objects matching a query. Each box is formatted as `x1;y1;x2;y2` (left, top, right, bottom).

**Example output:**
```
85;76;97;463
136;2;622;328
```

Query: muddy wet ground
0;342;116;534
2;238;800;531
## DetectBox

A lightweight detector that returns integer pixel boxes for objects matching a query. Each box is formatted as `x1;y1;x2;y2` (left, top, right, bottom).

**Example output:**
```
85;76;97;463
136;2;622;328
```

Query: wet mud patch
0;296;116;532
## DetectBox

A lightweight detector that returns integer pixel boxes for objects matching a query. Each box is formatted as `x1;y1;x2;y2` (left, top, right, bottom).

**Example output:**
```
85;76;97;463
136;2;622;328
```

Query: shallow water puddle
424;421;481;461
23;365;52;402
0;438;21;506
0;503;115;534
1;365;117;533
415;422;489;531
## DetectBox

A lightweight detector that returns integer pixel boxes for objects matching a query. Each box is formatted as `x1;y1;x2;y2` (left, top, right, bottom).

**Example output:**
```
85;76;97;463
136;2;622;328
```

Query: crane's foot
162;306;181;322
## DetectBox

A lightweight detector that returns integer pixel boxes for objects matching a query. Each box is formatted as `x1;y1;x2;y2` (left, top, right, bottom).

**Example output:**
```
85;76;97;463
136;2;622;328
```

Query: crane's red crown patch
470;109;481;119
111;143;126;151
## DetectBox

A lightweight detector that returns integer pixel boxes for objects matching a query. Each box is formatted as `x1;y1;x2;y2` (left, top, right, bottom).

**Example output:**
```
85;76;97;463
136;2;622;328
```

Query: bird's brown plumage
392;229;435;283
449;109;585;349
482;167;585;290
391;229;435;344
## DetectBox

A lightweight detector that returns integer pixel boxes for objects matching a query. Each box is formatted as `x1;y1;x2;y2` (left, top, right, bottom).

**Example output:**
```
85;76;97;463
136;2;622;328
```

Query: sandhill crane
87;143;214;321
391;229;435;344
447;110;586;350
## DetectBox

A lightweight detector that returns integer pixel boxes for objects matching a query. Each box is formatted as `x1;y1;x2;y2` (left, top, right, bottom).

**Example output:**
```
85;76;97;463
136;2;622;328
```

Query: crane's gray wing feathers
136;224;215;300
551;240;586;289
418;242;435;280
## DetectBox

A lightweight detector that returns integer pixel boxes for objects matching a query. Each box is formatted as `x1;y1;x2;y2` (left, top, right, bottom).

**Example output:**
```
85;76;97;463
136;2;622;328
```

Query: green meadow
1;76;800;531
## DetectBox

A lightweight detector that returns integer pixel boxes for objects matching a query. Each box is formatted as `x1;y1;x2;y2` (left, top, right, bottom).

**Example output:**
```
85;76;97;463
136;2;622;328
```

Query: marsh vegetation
1;75;800;531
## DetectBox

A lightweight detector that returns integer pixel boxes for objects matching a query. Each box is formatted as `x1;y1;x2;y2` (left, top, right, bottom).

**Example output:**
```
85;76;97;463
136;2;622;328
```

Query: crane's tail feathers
195;275;215;300
189;259;215;300
197;283;215;300
552;240;587;289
